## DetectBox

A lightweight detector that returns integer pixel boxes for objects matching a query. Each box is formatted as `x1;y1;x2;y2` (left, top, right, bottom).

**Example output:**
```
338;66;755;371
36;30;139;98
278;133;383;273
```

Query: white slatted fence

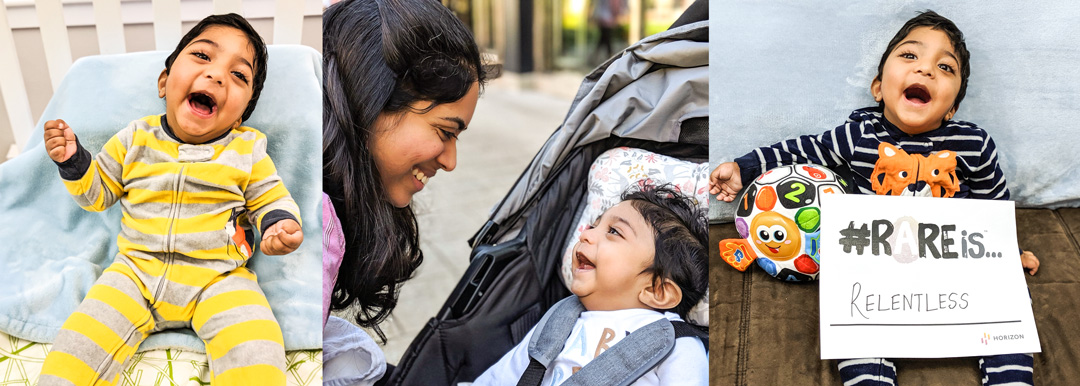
1;0;321;160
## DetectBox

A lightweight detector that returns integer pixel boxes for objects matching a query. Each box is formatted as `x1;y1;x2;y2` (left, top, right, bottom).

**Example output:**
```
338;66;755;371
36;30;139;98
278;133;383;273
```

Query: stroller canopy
482;20;709;245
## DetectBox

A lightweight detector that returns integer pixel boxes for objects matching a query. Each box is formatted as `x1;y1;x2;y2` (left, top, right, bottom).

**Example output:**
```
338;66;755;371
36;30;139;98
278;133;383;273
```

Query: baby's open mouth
904;84;931;104
187;92;217;117
575;251;595;270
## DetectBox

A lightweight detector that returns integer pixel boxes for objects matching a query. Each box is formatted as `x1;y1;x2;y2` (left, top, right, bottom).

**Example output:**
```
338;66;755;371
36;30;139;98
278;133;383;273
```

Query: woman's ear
639;278;682;311
158;69;168;98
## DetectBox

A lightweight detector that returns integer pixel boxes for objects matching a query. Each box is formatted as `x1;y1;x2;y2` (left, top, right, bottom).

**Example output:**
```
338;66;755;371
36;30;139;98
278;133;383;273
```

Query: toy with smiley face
750;211;801;259
718;164;850;282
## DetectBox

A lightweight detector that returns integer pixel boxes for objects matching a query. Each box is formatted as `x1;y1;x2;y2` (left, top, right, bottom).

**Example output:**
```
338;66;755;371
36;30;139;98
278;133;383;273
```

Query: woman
321;0;488;382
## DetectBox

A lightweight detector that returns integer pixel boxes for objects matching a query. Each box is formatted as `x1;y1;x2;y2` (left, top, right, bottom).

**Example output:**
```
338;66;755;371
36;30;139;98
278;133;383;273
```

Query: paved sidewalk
332;72;580;365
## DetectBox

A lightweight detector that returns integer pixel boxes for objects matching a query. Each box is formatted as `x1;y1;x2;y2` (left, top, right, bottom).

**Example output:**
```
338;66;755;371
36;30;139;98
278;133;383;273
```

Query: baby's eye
191;52;209;60
938;63;955;73
232;71;249;84
607;226;622;237
900;52;916;60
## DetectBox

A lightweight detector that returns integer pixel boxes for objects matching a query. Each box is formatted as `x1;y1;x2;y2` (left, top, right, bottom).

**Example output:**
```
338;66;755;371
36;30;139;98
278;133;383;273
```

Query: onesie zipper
167;165;188;254
153;164;186;304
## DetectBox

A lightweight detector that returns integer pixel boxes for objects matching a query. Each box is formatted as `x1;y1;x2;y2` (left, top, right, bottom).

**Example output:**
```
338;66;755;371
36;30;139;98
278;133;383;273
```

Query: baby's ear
871;77;883;102
639;278;682;311
157;69;168;98
945;105;958;121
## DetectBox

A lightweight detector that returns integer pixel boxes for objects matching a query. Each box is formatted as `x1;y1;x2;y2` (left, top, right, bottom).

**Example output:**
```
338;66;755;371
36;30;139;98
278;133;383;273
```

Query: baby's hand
1021;250;1039;276
710;162;743;202
44;119;77;163
260;219;303;255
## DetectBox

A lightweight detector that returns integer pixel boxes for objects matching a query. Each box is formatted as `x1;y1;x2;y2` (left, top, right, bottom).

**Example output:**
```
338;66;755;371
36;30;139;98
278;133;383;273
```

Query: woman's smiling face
371;82;480;208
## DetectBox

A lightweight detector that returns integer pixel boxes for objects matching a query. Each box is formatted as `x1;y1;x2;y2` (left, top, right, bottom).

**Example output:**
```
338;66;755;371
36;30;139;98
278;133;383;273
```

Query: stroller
388;2;708;384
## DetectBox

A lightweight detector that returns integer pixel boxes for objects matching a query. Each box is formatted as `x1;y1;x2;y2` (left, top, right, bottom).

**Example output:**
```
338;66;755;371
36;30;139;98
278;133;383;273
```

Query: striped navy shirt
734;107;1010;200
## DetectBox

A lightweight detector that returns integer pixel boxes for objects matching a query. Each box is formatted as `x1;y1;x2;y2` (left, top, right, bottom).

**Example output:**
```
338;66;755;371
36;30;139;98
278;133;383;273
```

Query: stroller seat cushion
560;147;710;325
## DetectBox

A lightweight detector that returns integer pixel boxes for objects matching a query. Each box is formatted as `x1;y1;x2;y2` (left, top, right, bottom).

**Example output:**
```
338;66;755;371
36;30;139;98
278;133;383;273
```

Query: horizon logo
981;332;1024;345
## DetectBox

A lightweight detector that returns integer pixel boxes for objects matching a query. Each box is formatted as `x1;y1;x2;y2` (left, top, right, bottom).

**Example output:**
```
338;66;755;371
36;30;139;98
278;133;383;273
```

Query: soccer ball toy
719;164;850;282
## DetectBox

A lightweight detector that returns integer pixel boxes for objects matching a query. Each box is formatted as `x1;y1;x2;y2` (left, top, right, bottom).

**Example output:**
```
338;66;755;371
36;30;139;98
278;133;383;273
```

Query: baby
712;10;1037;386
39;14;302;385
473;183;708;385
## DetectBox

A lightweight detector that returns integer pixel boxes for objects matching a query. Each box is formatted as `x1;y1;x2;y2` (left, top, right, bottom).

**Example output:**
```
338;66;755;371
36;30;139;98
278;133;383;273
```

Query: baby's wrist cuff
55;138;92;181
260;209;298;235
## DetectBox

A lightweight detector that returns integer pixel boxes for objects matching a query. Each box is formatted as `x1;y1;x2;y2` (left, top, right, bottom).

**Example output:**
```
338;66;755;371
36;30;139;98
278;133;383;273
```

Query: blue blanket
709;1;1080;221
0;46;322;352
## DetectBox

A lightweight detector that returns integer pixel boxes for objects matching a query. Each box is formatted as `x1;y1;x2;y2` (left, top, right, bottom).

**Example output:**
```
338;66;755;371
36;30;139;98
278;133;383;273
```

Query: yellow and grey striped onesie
40;115;300;385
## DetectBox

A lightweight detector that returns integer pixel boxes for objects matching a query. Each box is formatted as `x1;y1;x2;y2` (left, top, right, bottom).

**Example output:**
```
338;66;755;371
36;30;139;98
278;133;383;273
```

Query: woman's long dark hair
322;0;487;340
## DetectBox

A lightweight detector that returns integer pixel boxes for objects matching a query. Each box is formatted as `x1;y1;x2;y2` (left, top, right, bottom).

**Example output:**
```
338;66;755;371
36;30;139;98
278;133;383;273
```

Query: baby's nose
579;227;598;243
916;62;934;77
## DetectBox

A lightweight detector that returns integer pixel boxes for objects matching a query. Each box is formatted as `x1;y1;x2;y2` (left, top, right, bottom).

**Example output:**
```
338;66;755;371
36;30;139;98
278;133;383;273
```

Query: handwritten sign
819;194;1040;359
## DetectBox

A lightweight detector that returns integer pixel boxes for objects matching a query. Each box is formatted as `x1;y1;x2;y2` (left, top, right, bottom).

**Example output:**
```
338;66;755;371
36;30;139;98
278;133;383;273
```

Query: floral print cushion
560;147;710;325
0;331;321;385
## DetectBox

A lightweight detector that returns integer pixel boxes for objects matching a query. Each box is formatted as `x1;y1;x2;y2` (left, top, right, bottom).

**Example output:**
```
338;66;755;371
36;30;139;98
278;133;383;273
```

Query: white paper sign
819;194;1040;359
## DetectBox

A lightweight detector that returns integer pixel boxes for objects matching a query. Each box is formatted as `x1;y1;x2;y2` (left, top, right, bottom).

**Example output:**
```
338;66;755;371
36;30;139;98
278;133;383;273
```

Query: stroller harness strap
519;296;687;386
517;358;548;386
526;296;586;365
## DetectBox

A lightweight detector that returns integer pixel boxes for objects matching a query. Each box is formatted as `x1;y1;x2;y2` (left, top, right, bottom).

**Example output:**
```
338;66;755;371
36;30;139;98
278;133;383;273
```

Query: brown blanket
710;208;1080;385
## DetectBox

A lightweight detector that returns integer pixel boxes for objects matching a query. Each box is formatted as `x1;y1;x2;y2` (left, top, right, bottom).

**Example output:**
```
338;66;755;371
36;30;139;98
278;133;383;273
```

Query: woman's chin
386;191;413;208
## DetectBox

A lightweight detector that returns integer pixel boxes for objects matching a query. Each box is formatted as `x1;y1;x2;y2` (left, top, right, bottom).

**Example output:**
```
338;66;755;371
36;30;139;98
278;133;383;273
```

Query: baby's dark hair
163;13;268;122
876;10;970;112
622;183;708;319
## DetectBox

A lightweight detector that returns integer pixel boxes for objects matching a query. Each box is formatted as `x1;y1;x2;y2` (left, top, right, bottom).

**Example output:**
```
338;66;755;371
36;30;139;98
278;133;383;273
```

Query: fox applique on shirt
735;106;1009;201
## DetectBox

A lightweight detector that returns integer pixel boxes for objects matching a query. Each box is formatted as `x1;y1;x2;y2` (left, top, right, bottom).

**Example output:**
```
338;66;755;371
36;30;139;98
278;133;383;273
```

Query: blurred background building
443;0;694;73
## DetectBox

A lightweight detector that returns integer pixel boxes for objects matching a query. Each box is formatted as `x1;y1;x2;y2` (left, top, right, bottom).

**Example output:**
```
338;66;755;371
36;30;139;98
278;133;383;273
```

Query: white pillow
561;147;710;325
